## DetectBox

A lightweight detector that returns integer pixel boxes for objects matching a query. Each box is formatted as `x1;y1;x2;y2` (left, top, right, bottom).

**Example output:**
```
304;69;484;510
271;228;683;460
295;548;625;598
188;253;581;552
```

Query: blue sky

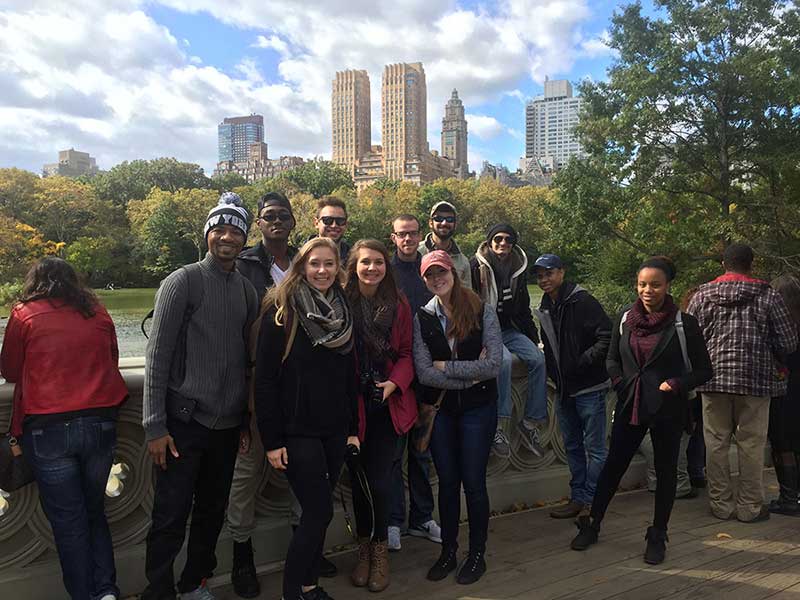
0;0;632;176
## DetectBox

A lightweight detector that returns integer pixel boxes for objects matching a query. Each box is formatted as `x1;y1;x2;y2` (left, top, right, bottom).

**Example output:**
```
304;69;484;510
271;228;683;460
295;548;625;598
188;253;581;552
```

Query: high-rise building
218;114;264;163
213;141;304;183
525;78;583;169
42;148;99;178
441;89;469;179
381;62;427;180
331;70;371;170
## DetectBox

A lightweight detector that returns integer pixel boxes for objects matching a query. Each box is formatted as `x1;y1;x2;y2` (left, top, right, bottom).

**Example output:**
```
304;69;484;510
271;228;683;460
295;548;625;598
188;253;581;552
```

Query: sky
0;0;627;177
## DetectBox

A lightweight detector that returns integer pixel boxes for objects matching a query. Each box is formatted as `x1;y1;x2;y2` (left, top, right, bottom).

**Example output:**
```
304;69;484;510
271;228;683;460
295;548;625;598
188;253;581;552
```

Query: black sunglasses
492;235;513;244
259;212;292;223
320;216;347;226
432;215;456;223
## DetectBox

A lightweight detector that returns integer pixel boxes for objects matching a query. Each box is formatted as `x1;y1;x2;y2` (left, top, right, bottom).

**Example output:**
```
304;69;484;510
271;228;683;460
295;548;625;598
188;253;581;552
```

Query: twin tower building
332;63;470;190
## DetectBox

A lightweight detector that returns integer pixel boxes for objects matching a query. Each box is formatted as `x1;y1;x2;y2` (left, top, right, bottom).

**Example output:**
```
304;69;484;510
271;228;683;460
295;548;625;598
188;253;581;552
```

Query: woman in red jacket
1;258;128;600
344;239;417;593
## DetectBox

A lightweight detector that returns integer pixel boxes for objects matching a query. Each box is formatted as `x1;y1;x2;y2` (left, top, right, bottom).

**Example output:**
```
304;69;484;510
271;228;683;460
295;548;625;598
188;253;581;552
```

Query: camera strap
341;458;375;540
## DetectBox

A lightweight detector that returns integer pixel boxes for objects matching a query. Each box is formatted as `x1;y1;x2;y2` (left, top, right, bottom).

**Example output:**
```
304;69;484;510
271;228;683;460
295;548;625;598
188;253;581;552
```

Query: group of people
2;188;798;600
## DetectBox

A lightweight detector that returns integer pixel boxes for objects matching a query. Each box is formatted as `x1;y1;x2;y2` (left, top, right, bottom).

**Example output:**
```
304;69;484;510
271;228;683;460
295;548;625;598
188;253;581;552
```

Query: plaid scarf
353;294;397;365
292;280;353;354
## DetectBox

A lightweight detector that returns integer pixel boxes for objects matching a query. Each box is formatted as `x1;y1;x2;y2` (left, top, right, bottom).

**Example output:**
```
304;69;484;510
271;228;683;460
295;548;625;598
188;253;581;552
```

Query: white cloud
0;0;600;174
579;29;616;59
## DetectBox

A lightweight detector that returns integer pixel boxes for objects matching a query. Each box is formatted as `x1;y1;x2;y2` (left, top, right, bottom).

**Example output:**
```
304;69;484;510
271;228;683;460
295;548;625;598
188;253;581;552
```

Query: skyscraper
381;62;427;180
441;89;469;179
42;148;99;178
218;114;264;163
331;70;372;170
525;79;583;168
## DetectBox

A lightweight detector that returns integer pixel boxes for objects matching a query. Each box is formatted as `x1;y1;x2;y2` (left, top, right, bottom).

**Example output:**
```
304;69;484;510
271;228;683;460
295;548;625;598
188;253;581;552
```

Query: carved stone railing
0;358;638;599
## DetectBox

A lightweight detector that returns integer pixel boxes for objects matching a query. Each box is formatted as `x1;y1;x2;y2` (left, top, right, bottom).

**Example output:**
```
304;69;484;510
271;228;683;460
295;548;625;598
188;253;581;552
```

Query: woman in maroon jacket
1;258;128;600
344;239;417;593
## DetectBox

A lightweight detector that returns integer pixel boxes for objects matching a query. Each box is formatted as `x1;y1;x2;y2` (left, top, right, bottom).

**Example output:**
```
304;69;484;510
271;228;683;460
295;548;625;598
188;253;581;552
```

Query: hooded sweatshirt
687;272;797;396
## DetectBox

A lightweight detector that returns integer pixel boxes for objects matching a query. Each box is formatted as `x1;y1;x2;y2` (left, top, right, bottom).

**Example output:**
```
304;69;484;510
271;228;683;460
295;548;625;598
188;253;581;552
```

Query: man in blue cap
534;254;612;519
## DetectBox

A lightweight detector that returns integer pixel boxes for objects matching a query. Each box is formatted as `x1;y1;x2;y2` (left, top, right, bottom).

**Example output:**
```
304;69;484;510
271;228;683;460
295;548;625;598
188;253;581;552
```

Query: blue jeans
429;401;497;553
498;329;547;421
556;390;608;506
23;416;118;600
389;434;435;529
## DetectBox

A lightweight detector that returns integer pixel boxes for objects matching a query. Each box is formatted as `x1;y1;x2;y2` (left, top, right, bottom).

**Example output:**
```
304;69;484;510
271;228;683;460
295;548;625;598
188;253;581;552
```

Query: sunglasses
492;235;513;245
432;215;456;223
320;216;347;226
259;212;292;223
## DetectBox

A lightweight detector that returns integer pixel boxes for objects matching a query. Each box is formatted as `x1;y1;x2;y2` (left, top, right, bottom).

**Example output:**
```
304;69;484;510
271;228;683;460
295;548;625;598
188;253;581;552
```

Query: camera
360;369;386;404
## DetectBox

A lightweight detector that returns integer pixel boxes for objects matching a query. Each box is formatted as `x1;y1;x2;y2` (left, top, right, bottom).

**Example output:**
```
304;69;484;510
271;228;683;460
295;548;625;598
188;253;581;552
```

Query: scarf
353;294;397;366
625;296;678;425
292;280;353;354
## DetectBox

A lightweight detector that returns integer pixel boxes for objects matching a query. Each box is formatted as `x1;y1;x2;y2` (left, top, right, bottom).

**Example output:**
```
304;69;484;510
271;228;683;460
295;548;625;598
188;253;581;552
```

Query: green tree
90;158;212;206
276;159;354;198
0;168;39;221
551;0;800;308
212;171;248;191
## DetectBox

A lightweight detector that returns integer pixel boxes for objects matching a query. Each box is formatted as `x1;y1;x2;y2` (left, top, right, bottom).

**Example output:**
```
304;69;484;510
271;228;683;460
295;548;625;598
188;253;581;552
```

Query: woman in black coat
570;257;712;565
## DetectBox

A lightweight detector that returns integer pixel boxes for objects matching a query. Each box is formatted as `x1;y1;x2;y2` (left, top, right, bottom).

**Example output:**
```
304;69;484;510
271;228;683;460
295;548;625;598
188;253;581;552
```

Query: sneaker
570;516;599;551
99;596;117;600
180;581;216;600
739;505;771;523
427;546;458;581
299;585;334;600
549;500;586;519
456;550;486;585
388;525;402;551
408;519;442;544
675;488;698;500
517;420;545;457
491;429;511;458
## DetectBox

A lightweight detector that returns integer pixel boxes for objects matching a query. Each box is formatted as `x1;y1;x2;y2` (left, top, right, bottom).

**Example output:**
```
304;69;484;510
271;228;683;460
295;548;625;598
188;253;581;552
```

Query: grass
1;287;157;318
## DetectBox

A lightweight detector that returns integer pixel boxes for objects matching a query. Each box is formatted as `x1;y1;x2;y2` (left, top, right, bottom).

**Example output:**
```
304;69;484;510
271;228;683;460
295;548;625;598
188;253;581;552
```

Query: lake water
0;288;157;359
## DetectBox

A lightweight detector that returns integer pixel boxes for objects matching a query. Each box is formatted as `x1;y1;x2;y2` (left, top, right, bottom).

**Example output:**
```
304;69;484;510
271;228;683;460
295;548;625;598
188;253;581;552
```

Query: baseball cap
420;250;454;277
430;201;457;217
533;254;564;270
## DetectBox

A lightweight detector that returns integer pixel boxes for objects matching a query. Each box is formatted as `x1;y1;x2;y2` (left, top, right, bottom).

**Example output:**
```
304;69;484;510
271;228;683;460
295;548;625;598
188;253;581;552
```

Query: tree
0;168;39;221
276;159;354;198
551;0;800;309
89;158;212;206
0;216;61;282
212;171;248;192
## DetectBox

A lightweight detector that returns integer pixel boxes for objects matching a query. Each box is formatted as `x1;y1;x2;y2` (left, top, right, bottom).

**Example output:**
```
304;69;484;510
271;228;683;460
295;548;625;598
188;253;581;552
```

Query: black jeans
591;410;683;531
429;401;496;553
350;408;398;541
283;434;346;600
142;418;239;600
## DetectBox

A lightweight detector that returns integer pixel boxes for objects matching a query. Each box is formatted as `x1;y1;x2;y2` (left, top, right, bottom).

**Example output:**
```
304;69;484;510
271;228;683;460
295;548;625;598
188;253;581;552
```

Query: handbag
0;383;35;492
410;389;446;454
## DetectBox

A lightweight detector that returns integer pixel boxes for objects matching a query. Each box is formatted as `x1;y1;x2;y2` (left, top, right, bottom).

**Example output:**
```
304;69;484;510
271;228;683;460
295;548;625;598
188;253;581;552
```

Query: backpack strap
674;311;692;373
141;263;205;339
619;309;631;335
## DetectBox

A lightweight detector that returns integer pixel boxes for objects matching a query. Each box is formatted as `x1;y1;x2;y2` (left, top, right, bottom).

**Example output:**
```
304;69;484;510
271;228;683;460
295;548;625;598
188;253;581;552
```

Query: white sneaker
180;582;216;600
408;519;442;544
388;525;402;551
99;596;116;600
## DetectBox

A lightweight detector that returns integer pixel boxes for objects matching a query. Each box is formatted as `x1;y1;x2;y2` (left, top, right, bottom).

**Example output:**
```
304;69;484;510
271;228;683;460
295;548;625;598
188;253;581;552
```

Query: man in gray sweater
141;192;258;600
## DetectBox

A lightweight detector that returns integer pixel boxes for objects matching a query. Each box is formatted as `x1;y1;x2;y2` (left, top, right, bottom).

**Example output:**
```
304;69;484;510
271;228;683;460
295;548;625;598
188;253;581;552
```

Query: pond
0;288;157;359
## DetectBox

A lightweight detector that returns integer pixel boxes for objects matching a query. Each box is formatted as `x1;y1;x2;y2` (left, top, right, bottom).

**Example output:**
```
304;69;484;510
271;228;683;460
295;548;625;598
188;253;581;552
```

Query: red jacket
1;299;129;436
357;296;418;440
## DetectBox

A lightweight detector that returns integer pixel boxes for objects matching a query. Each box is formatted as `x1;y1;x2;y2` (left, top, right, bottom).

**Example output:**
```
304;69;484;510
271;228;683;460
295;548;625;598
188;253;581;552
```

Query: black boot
427;545;458;581
570;516;599;551
456;550;487;585
231;539;261;598
644;527;668;564
769;450;800;516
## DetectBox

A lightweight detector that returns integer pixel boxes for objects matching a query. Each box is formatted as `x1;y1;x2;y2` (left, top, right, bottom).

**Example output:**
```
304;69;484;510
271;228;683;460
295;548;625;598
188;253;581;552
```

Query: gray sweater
412;296;502;389
143;253;258;441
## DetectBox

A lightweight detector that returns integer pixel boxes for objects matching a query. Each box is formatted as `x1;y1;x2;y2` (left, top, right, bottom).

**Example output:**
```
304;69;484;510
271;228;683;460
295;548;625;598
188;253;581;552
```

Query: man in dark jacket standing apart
534;254;612;519
227;191;298;598
471;224;547;458
142;192;258;600
688;243;797;522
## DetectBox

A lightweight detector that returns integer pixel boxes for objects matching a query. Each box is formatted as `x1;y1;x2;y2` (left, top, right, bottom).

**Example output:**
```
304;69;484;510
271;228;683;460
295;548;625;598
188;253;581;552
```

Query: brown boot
550;500;586;519
351;538;371;587
368;540;390;592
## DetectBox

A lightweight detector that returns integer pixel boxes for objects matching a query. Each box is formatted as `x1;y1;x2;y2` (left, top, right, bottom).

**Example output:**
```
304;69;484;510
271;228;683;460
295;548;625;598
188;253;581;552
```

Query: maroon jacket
357;296;418;440
688;273;797;397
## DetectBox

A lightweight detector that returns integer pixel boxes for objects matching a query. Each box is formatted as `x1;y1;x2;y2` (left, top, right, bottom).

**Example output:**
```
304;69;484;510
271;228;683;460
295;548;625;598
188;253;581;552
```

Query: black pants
590;411;683;531
350;408;398;541
142;419;239;600
283;434;346;600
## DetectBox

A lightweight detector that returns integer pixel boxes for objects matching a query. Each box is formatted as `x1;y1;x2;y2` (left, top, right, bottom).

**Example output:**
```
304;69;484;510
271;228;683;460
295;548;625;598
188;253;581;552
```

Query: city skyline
0;1;623;177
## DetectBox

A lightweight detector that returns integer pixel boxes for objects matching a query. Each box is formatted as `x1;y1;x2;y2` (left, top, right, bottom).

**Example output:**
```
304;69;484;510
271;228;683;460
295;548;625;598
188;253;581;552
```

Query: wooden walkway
212;471;800;599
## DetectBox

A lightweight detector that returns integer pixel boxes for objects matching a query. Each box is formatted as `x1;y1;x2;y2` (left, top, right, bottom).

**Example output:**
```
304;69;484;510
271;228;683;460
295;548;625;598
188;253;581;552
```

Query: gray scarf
292;280;353;353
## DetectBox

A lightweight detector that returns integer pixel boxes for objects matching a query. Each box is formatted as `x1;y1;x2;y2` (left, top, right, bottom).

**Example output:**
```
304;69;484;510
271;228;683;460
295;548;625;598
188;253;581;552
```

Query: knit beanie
204;192;250;240
486;223;518;245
